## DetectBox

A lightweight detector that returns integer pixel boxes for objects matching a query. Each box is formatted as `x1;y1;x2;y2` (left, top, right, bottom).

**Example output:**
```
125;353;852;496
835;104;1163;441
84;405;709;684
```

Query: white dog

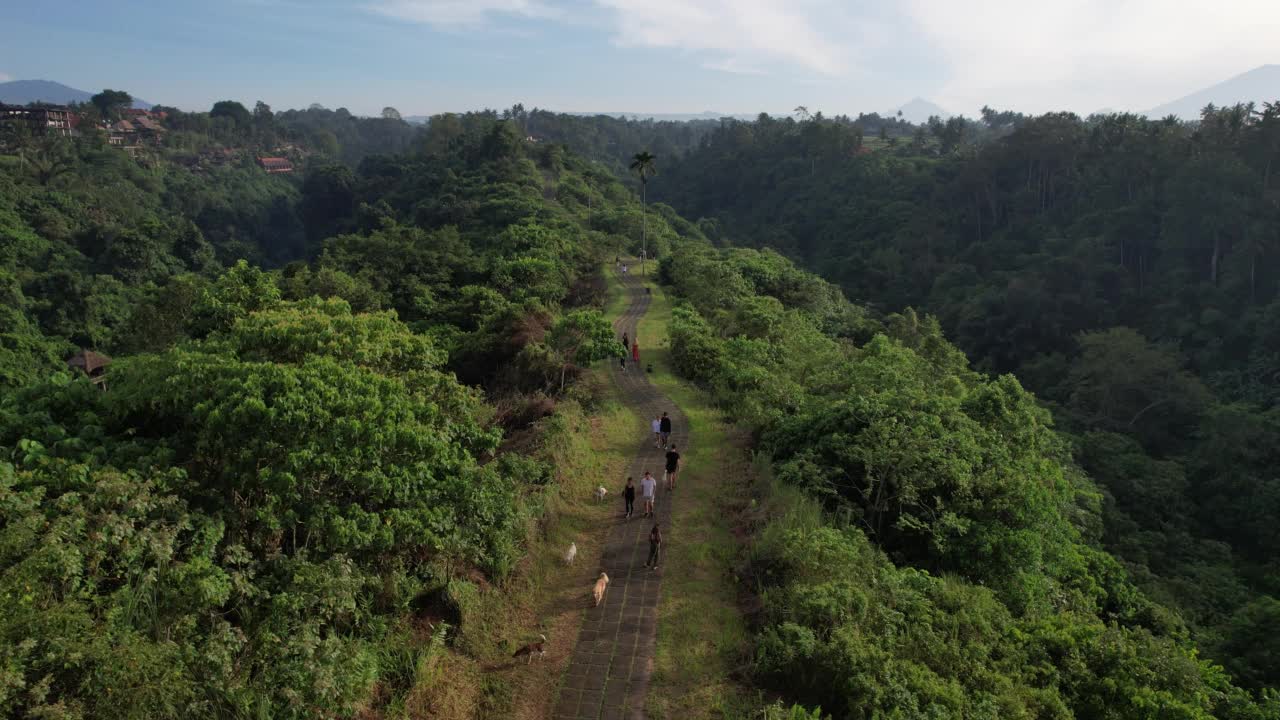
564;541;577;565
594;486;608;502
592;572;610;606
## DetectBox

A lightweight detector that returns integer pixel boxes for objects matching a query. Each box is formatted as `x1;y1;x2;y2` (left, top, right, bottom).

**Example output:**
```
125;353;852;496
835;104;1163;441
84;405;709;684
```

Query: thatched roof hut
66;349;111;385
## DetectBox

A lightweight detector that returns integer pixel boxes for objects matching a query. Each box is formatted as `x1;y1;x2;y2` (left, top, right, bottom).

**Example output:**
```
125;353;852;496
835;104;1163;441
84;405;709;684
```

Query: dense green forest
0;102;711;717
653;104;1280;694
661;245;1278;717
505;106;921;181
3;91;1279;718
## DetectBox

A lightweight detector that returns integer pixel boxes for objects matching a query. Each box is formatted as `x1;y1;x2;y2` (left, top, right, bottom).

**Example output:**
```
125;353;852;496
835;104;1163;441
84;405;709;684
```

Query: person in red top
631;341;640;363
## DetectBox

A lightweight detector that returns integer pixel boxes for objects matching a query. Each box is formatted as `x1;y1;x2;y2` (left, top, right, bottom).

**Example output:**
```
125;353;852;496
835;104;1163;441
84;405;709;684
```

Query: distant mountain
890;97;951;124
401;111;751;126
567;111;757;122
0;79;151;109
1142;65;1280;119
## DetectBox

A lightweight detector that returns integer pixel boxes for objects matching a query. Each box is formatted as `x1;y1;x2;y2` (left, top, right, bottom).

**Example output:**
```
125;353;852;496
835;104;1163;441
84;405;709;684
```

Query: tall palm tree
630;151;657;275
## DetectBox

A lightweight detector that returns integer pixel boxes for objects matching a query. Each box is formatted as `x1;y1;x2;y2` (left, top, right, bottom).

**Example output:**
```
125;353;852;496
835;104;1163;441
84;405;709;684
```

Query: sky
1;0;1278;117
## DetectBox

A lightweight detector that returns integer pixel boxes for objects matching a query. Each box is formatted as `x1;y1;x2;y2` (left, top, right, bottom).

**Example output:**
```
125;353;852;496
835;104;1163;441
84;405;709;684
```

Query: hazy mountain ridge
1142;64;1280;119
890;97;951;123
0;79;152;108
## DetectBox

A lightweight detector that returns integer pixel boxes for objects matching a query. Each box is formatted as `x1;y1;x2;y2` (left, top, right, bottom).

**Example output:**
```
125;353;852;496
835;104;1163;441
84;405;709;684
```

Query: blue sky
2;0;1278;117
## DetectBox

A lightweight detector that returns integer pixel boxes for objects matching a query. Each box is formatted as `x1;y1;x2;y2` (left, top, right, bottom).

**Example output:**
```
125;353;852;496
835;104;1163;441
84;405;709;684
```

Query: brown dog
592;572;610;606
513;634;547;664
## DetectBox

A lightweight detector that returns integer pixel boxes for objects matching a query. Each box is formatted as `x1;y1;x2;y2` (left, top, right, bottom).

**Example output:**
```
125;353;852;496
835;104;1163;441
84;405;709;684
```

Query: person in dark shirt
664;445;681;490
646;523;662;569
659;412;672;448
623;476;636;519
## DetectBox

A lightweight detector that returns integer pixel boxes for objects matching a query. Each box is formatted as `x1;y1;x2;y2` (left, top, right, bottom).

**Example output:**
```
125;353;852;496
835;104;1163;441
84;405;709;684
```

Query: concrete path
551;269;688;720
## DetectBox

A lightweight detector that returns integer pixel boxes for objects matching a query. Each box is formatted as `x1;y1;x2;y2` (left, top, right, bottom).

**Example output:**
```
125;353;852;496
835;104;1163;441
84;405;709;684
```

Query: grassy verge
399;385;642;718
397;268;647;718
615;270;755;719
456;264;650;718
603;261;629;319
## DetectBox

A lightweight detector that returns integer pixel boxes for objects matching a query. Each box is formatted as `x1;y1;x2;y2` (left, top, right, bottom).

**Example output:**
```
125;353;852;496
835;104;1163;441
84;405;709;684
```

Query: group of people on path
619;332;639;372
620;411;679;570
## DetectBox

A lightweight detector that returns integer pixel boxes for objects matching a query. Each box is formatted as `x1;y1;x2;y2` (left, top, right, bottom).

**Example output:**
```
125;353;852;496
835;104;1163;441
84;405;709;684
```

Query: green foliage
0;105;678;718
751;494;1268;720
660;242;1275;714
90;89;132;119
189;259;282;337
761;702;830;720
669;303;725;383
1067;327;1212;447
655;105;1280;692
0;300;522;717
208;99;252;128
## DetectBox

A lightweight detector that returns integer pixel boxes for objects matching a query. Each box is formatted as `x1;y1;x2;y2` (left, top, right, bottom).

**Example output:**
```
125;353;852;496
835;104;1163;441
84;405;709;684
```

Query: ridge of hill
0;79;152;108
1142;64;1280;119
890;97;951;123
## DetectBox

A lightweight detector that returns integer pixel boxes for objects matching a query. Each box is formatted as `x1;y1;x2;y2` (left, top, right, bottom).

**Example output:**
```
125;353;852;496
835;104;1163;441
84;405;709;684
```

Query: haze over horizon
2;1;1279;117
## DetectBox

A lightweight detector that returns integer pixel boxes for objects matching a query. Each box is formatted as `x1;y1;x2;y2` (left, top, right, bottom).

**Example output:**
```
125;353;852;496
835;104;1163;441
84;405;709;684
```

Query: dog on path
594;486;608;502
512;634;547;664
564;542;577;565
592;572;610;606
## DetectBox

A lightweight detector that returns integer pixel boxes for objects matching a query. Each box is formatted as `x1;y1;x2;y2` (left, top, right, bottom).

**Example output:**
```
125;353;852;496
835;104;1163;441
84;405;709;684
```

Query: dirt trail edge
550;269;688;720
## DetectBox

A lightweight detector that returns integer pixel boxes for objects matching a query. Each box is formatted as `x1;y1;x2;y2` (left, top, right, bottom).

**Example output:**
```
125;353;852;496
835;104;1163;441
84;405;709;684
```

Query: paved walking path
551;269;689;720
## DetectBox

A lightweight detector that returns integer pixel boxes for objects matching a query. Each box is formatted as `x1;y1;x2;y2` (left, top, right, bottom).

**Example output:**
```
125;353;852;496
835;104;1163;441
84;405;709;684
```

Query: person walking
622;332;629;350
664;444;681;491
631;340;640;364
619;353;627;372
646;523;662;570
651;415;662;448
623;476;636;519
640;471;657;517
659;412;672;449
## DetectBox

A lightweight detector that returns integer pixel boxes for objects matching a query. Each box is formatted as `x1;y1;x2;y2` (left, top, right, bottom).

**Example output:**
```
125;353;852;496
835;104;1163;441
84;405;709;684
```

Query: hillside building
107;116;166;147
66;349;111;389
257;156;293;174
0;103;74;137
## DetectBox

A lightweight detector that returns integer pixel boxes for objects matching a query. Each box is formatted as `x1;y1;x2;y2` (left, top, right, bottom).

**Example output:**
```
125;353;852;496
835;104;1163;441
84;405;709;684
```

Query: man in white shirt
640;471;657;517
651;416;662;447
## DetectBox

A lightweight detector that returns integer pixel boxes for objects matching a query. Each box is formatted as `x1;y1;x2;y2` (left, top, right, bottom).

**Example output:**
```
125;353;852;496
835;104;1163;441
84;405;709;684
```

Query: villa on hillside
0;104;74;137
107;116;166;147
257;156;293;174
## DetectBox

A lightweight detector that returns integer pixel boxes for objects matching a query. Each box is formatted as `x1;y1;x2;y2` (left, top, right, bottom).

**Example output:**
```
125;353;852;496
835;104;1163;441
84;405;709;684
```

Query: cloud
702;57;771;77
593;0;859;77
0;72;11;83
902;0;1280;113
367;0;558;27
362;0;1280;114
366;0;889;77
